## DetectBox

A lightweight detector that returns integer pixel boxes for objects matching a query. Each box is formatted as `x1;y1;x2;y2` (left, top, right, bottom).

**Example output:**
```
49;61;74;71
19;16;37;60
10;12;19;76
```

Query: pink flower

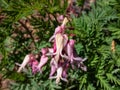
49;59;57;77
17;54;34;72
54;33;65;62
66;39;87;71
48;33;68;68
67;39;84;62
62;62;69;78
28;54;37;66
30;60;39;74
36;48;48;73
49;67;68;84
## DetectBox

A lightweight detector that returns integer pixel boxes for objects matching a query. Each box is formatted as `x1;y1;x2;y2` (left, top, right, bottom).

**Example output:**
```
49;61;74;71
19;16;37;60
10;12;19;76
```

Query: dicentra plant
0;0;120;90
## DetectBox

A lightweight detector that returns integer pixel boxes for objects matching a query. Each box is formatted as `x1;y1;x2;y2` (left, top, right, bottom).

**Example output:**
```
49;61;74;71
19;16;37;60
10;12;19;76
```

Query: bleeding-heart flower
17;54;34;72
30;60;39;74
49;58;57;77
62;62;69;78
49;67;68;84
66;39;86;62
36;48;48;73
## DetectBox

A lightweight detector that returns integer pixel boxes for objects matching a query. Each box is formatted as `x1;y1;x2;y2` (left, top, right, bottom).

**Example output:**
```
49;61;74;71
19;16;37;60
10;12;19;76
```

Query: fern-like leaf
97;76;112;90
106;73;120;85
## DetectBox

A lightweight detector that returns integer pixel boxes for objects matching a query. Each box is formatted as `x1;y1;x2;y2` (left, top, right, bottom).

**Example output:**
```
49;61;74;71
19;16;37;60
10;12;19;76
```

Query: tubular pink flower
62;63;69;78
47;34;68;59
28;55;37;66
36;48;48;73
49;59;57;77
37;56;48;73
53;33;65;63
66;39;75;63
67;39;84;62
49;67;68;84
30;60;39;74
66;39;87;71
17;54;34;72
48;23;68;62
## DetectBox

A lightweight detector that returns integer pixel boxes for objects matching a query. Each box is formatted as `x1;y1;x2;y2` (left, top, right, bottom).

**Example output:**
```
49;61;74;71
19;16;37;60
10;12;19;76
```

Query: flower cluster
17;17;87;84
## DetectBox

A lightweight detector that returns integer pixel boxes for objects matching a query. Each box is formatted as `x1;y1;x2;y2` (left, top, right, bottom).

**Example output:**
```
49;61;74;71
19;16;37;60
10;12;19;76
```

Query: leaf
0;0;9;8
75;43;83;55
97;75;112;90
106;73;120;85
87;83;96;90
79;74;87;90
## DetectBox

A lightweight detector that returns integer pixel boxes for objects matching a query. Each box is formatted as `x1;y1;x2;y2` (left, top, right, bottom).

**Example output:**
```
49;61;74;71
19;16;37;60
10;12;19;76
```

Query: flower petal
49;35;55;42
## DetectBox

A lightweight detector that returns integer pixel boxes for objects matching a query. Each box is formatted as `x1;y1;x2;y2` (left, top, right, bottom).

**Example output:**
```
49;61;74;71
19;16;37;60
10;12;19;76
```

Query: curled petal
78;62;87;71
29;54;36;61
61;78;68;83
29;55;37;66
73;57;87;63
81;65;87;71
73;57;84;62
49;35;55;42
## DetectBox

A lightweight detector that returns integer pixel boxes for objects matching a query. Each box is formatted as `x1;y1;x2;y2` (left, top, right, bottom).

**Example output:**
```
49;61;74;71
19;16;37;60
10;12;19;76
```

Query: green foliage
70;0;120;89
96;75;111;90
